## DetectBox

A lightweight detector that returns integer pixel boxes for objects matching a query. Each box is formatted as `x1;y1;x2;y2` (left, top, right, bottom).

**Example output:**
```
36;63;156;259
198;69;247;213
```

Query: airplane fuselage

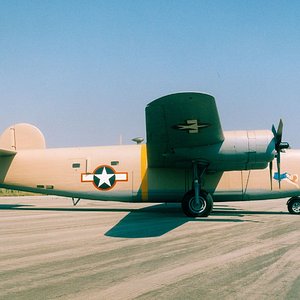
1;144;300;203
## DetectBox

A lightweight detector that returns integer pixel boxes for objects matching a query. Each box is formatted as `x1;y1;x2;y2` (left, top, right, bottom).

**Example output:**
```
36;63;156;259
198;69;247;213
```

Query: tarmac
0;196;300;300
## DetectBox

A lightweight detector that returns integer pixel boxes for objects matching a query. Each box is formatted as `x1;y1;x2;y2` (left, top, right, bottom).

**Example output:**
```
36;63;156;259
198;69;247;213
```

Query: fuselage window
72;163;81;168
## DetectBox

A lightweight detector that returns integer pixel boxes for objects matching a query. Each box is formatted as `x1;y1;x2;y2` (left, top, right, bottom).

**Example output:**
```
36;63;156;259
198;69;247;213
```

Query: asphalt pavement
0;196;299;299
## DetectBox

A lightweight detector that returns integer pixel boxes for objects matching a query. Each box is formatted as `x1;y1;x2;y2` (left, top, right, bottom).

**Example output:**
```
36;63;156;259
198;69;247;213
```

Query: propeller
270;119;290;189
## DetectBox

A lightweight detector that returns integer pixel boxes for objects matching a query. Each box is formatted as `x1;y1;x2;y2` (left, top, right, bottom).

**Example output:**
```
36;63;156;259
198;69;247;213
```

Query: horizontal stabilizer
0;148;16;157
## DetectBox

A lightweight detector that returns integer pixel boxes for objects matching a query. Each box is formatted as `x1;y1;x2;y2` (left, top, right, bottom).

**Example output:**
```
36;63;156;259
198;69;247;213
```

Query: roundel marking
81;165;128;191
93;166;116;190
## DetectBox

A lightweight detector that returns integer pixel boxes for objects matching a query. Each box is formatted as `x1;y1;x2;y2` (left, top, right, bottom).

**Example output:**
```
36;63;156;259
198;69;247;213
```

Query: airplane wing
146;92;224;167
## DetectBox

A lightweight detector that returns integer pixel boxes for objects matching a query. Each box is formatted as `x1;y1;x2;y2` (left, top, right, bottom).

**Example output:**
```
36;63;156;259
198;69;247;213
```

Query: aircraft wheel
182;190;213;217
287;197;300;214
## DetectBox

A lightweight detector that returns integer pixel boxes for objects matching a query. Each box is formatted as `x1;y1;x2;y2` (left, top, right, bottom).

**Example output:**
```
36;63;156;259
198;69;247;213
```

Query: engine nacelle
173;130;275;171
215;130;275;171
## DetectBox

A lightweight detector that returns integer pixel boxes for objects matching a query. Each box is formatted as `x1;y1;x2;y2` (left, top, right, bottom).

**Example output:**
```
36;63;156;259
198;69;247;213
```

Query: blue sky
1;1;300;147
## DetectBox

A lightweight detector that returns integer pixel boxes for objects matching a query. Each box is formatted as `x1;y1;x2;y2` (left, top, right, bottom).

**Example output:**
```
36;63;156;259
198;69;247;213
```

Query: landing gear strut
72;197;81;206
181;162;213;217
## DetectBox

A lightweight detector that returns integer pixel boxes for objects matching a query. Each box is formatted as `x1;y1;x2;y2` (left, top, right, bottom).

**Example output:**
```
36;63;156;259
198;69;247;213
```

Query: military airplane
0;92;300;217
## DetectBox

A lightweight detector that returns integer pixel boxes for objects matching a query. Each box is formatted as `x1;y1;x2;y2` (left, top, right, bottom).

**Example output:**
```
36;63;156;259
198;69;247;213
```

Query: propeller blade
272;119;289;189
269;160;273;190
277;152;281;189
276;119;283;144
272;124;277;139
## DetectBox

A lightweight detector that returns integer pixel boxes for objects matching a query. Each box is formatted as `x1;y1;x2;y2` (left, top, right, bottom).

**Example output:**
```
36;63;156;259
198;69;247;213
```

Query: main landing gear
287;197;300;214
181;162;213;217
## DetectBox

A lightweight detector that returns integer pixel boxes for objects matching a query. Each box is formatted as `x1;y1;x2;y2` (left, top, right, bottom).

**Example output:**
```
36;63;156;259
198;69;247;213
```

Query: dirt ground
0;196;299;300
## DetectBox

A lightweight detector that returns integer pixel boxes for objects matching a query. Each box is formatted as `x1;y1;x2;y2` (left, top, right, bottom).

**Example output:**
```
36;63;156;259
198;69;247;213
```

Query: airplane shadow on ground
104;204;258;238
0;204;136;213
0;203;289;238
105;204;291;238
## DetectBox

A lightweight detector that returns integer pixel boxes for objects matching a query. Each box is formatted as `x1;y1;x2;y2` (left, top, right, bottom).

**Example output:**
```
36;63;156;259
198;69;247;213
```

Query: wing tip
147;92;215;108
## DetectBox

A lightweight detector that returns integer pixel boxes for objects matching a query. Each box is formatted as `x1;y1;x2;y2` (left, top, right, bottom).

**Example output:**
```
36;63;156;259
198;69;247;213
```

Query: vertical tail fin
0;123;45;183
0;123;46;151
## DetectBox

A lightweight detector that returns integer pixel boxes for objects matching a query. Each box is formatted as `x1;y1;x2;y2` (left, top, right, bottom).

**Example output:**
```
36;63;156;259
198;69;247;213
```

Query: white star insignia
81;166;128;191
94;167;114;187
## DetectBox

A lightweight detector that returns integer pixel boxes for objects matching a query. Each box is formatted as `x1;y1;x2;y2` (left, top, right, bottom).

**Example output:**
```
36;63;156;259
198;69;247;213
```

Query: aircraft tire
287;197;300;214
182;190;213;217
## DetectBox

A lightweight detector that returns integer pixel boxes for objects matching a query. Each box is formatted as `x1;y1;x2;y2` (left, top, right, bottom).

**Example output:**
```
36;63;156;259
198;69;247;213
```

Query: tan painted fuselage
1;144;300;203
